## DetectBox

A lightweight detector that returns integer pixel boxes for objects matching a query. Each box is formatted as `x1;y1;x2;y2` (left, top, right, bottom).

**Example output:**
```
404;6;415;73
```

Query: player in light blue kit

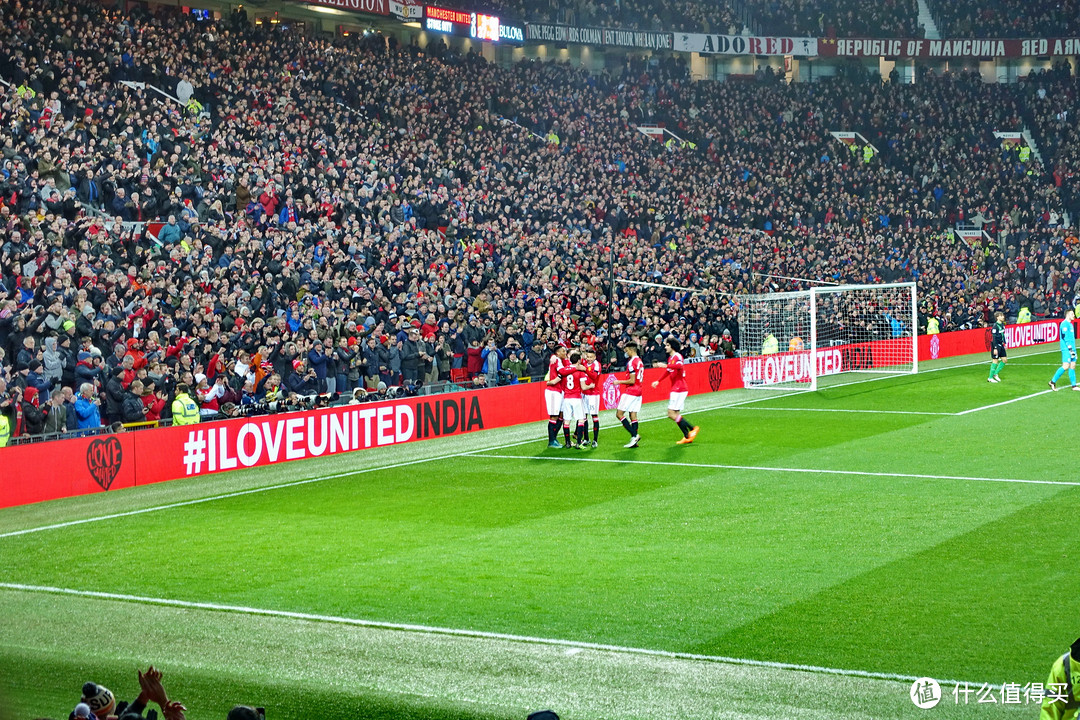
1049;309;1080;391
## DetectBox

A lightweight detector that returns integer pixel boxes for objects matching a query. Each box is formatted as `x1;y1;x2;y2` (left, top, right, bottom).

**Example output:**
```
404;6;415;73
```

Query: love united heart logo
86;436;123;491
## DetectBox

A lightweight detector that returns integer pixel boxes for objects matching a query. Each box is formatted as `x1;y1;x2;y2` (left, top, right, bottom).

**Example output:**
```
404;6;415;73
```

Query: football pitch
1;346;1076;720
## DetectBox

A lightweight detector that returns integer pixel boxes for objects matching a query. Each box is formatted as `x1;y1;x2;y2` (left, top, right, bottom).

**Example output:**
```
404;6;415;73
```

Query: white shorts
668;391;688;412
544;389;564;416
617;394;642;414
583;395;600;415
562;398;585;422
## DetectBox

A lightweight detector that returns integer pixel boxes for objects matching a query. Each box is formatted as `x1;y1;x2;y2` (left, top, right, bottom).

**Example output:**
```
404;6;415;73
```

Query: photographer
120;379;149;424
285;359;317;395
74;383;103;430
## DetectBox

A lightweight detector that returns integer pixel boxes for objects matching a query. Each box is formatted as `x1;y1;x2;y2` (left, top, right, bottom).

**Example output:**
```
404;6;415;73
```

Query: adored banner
674;33;818;56
818;37;1080;58
525;23;672;50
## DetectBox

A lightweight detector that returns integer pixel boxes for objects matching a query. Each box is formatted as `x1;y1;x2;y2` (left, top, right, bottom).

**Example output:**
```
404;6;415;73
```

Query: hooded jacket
21;387;45;435
42;337;64;383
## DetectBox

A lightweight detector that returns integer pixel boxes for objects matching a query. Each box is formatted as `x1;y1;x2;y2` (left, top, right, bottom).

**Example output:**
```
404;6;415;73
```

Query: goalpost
737;282;918;392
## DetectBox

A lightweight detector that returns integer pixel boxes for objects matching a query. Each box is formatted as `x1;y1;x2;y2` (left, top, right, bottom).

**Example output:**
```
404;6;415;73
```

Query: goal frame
738;281;918;392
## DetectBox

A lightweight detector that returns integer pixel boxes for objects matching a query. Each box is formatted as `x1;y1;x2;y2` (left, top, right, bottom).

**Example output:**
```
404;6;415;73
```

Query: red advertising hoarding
0;433;138;508
0;358;741;508
1;320;1065;509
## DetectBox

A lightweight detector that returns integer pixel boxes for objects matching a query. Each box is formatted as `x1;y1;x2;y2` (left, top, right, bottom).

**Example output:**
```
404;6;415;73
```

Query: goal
736;282;917;391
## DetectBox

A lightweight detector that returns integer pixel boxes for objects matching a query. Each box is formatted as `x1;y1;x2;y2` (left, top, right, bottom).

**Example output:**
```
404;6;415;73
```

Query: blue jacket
25;370;51;397
158;222;182;245
481;347;502;374
308;349;328;379
74;395;102;429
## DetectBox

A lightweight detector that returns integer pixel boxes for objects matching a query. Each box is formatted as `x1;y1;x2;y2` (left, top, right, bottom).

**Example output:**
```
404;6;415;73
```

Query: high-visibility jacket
762;334;779;355
862;145;874;163
1018;307;1033;324
1019;146;1031;162
186;98;204;116
0;414;9;447
171;393;200;425
926;317;940;334
1039;650;1080;720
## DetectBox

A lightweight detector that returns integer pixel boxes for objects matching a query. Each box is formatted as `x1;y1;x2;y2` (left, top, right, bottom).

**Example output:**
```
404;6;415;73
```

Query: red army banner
818;37;1080;59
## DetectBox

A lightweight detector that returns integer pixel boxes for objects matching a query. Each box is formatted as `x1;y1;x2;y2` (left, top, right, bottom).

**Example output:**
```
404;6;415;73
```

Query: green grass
1;348;1074;719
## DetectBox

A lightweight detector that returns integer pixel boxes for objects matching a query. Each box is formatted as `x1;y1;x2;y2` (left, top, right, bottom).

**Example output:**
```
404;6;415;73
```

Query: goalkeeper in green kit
987;311;1007;383
1049;309;1079;391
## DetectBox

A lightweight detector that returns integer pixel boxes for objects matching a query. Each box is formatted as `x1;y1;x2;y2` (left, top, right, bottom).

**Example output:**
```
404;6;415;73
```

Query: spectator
75;383;103;430
121;379;149;423
44;388;67;434
20;386;45;436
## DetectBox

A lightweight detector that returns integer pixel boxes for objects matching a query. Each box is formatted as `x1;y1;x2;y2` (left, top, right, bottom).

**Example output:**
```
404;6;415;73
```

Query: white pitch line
955;389;1054;415
0;347;1058;541
0;581;1000;691
0;436;537;540
469;454;1080;489
721;407;951;416
0;388;794;539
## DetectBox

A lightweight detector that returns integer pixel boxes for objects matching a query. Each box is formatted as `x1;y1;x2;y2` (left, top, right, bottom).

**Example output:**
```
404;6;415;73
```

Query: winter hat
81;683;115;718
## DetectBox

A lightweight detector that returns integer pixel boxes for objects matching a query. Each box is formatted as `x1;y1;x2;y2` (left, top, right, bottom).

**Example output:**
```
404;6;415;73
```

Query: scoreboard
424;5;523;43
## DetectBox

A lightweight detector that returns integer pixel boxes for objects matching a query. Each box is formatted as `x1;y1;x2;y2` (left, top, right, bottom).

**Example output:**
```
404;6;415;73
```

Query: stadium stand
926;0;1080;38
1;0;1079;442
747;0;921;38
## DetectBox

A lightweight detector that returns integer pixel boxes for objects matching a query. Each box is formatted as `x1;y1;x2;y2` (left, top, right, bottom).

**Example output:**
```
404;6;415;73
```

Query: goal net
737;282;917;391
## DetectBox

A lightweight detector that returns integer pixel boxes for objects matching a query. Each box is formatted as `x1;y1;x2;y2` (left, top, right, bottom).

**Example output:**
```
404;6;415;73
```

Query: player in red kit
582;348;602;447
558;350;591;448
615;341;644;447
651;337;699;444
544;344;569;448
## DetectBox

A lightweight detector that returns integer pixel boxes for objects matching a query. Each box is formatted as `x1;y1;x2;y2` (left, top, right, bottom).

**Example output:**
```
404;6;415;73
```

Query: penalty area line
720;407;951;416
955;389;1054;415
469;454;1080;489
0;581;1000;691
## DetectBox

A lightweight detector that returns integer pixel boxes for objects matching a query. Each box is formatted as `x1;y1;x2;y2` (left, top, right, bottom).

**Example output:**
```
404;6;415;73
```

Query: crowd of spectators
748;0;921;38
1;0;1079;443
444;0;745;34
48;667;562;720
928;0;1080;38
445;0;921;37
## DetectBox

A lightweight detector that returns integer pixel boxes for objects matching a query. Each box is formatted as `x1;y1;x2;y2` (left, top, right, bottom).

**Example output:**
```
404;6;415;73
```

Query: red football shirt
584;359;602;396
665;352;688;393
624;355;644;396
547;355;567;392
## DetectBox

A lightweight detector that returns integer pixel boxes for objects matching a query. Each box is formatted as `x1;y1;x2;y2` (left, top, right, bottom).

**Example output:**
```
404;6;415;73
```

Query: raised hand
137;665;169;707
